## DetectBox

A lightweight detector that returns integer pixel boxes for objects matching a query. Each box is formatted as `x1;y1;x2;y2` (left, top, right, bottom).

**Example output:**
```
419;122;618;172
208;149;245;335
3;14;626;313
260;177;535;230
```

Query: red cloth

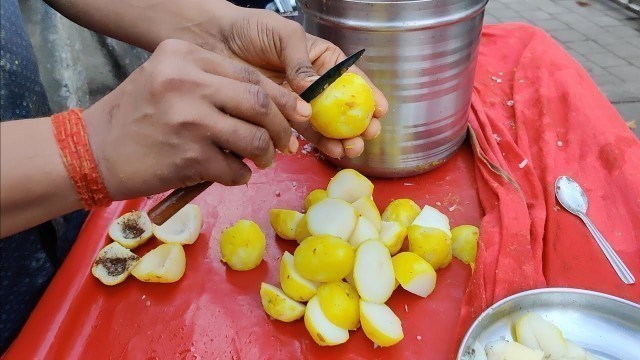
458;23;640;337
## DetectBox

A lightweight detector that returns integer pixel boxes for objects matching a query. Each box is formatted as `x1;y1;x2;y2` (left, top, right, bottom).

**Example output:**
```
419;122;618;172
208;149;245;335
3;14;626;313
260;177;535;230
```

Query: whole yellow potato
293;235;355;282
220;219;266;271
309;72;375;139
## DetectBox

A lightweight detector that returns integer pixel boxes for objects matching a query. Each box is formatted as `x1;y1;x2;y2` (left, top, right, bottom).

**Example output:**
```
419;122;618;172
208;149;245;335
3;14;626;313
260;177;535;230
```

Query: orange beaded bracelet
51;108;112;209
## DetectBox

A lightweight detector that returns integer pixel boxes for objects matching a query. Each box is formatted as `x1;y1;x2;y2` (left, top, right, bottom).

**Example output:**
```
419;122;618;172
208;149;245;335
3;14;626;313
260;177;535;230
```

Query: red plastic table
5;143;483;360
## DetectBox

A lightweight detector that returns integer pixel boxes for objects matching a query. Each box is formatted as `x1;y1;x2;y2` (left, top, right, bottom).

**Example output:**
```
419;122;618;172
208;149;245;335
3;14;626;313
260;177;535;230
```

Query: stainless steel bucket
297;0;487;178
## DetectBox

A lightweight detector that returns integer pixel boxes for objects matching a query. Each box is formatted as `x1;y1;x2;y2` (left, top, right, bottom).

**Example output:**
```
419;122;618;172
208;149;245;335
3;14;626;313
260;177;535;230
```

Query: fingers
203;150;252;186
204;75;294;156
208;109;277;169
361;118;381;140
279;22;320;94
342;137;365;158
193;49;312;122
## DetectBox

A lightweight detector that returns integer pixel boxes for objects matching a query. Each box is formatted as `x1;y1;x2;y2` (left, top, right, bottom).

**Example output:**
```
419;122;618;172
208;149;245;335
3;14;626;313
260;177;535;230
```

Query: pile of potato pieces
256;168;479;347
91;204;202;285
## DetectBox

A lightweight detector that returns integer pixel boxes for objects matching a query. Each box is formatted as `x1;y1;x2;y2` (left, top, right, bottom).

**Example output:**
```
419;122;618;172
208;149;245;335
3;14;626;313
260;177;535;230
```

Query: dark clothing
0;0;87;353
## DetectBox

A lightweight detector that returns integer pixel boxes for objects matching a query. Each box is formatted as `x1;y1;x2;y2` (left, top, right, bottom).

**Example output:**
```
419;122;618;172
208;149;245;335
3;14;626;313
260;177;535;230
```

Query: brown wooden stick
148;181;213;225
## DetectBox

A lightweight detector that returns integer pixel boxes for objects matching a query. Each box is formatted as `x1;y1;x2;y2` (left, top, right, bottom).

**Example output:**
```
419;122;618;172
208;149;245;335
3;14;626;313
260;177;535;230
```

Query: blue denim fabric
0;0;87;352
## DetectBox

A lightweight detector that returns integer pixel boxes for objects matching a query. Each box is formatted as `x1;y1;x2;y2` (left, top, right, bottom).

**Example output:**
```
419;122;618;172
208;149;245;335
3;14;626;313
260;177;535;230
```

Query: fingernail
288;135;299;154
306;76;320;84
345;145;354;150
296;99;312;117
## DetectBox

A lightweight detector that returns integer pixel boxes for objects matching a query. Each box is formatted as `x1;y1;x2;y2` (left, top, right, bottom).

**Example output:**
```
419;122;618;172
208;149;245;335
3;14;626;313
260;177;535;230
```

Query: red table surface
5;142;484;360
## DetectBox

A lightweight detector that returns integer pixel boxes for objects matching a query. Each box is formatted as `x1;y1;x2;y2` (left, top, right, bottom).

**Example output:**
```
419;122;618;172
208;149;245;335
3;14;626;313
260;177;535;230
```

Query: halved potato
379;221;407;255
306;198;357;240
153;204;202;245
304;296;349;346
108;210;153;249
411;205;451;238
352;196;382;232
326;169;374;203
353;240;395;304
92;242;140;285
359;300;404;347
270;209;304;241
131;243;186;283
381;199;421;228
349;215;379;248
260;282;306;322
294;215;312;244
304;189;328;210
280;251;319;302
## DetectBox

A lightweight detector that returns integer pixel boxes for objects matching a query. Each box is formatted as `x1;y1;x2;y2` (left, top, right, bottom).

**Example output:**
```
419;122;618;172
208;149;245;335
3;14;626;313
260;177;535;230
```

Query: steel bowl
457;288;640;360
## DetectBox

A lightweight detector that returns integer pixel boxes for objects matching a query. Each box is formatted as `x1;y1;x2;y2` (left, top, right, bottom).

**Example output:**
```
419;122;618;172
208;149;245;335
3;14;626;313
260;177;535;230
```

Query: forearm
0;118;82;237
43;0;236;51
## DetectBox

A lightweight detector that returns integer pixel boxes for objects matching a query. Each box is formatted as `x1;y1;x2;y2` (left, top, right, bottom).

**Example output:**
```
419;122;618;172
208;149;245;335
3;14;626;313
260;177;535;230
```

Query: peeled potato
353;240;395;304
131;243;186;283
381;199;421;228
260;282;306;322
408;225;452;269
349;215;379;248
485;339;544;360
352;196;382;232
92;242;140;286
108;210;153;249
153;204;202;245
306;198;357;240
309;72;375;140
304;189;328;210
220;219;266;271
326;169;374;203
379;221;407;255
515;313;568;359
411;205;452;238
270;209;304;241
359;300;404;347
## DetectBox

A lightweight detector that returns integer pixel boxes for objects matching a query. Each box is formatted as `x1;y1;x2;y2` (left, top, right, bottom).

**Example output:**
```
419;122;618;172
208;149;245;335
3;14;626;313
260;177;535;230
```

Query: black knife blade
299;49;365;103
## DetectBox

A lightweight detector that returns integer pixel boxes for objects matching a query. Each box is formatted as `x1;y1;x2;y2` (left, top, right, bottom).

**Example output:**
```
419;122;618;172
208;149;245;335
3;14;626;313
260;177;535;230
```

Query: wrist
51;108;113;209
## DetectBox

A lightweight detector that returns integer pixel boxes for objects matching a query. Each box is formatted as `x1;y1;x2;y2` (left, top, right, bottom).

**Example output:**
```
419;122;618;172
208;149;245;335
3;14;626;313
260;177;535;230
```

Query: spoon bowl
555;176;588;215
554;176;635;285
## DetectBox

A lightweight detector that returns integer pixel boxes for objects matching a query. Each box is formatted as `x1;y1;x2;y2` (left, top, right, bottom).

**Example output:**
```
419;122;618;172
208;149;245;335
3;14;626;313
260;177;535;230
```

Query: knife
148;49;366;225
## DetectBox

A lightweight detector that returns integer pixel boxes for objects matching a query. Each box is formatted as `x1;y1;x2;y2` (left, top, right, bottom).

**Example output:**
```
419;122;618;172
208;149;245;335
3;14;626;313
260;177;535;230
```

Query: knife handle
148;181;213;225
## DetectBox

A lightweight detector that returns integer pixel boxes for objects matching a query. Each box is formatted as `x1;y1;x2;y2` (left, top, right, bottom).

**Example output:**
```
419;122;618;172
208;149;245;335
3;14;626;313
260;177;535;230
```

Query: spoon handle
578;214;635;285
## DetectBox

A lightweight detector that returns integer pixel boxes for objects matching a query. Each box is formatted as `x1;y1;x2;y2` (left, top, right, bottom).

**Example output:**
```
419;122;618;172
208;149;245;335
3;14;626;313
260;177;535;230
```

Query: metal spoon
555;176;635;285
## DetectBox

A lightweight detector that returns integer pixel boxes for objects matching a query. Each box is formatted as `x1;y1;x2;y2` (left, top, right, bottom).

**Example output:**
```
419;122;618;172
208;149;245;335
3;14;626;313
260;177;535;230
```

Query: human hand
83;39;310;200
197;5;389;159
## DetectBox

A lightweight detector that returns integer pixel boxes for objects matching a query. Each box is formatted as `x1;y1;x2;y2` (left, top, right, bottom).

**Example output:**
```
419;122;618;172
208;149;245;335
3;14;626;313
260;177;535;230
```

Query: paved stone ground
484;0;640;137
